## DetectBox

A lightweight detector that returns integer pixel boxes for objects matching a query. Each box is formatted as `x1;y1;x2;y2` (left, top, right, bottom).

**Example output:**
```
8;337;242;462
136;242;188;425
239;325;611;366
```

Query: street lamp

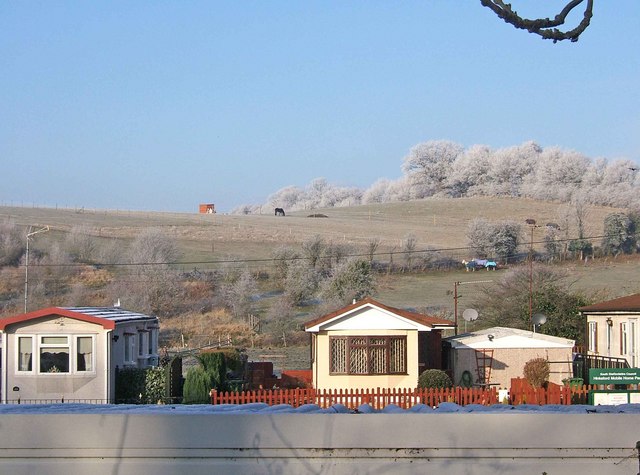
24;225;49;313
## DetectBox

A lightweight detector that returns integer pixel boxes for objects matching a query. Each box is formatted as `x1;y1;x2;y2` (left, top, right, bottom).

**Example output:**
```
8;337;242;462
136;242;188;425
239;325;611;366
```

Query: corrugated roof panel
62;307;156;322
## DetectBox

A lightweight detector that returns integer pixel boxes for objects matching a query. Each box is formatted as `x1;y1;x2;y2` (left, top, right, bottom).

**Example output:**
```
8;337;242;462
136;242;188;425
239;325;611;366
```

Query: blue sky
1;1;639;212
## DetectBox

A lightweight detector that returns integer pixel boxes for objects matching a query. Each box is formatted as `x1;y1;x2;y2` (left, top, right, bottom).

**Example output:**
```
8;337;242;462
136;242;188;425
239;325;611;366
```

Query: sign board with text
589;368;640;385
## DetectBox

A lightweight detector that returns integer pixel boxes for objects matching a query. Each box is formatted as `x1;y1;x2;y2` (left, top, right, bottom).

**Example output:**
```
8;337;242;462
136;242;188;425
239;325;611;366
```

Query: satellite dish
532;313;547;325
462;308;479;322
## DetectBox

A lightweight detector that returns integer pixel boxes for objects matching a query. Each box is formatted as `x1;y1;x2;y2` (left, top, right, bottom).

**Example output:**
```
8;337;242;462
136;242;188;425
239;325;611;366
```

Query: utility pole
526;219;540;331
24;225;49;313
452;279;493;335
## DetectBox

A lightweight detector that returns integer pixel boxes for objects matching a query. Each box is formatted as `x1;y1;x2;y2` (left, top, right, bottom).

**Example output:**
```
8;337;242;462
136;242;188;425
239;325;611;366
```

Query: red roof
0;307;116;331
579;293;640;313
304;296;453;330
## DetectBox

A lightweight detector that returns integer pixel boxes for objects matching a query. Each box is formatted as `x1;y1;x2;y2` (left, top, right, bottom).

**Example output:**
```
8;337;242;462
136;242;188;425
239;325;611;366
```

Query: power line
18;229;637;269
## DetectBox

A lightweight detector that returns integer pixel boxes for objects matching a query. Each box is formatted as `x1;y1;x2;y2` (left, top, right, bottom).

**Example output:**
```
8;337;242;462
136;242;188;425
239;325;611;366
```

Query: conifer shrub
183;366;215;404
417;369;453;389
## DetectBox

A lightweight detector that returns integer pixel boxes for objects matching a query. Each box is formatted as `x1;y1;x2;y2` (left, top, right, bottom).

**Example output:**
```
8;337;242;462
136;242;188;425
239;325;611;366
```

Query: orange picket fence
509;383;595;405
211;384;600;409
211;386;498;409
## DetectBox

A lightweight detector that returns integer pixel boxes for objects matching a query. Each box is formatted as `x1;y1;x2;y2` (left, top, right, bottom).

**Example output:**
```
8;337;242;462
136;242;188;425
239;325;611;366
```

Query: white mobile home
0;306;159;403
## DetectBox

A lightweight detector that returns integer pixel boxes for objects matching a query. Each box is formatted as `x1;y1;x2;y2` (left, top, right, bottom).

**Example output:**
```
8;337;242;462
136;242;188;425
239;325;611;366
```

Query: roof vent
114;298;121;308
353;299;357;304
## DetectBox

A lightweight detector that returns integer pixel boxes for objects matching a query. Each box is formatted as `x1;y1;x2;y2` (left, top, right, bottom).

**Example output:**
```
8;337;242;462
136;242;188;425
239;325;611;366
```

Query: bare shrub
65;225;98;263
0;220;25;266
523;357;550;388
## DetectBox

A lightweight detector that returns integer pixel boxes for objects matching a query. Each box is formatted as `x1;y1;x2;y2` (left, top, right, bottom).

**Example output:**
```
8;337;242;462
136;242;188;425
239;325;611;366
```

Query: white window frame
16;335;35;374
14;334;97;376
148;328;158;356
588;321;597;353
124;334;136;364
621;322;628;357
38;335;71;374
138;331;148;358
75;335;96;374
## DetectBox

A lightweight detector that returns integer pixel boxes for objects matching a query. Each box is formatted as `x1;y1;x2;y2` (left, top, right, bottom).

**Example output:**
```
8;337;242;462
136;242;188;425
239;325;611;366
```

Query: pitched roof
579;293;640;313
0;306;156;331
304;296;454;331
445;326;574;348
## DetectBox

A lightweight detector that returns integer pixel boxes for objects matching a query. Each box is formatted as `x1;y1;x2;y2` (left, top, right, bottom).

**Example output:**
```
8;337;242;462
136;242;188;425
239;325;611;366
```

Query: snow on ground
2;402;640;415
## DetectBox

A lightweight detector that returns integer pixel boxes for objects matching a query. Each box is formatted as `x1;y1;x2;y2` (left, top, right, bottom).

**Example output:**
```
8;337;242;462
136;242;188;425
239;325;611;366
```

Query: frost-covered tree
65;225;98;263
284;260;320;305
271;246;300;285
402;140;464;198
492;221;522;261
524;147;589;201
466;218;494;258
129;228;181;265
321;258;375;304
0;220;25;266
362;179;392;204
222;268;258;318
466;218;522;261
446;144;493;197
243;139;639;214
402;233;417;269
487;141;540;197
302;235;326;269
268;185;304;210
114;228;184;317
366;237;381;263
602;213;636;256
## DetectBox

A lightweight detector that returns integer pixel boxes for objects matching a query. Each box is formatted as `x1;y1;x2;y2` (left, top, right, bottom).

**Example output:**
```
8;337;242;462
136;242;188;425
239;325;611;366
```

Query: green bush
523;357;550;388
115;367;147;403
183;366;215;404
417;369;453;389
197;351;227;391
115;366;170;404
145;366;168;403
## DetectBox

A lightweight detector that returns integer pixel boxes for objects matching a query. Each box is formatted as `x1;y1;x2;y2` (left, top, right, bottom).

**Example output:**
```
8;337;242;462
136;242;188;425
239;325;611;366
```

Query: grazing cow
274;208;285;216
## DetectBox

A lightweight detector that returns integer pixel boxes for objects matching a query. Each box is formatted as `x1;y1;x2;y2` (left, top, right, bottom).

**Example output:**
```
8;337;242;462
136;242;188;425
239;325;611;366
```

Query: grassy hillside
2;197;639;323
0;196;620;261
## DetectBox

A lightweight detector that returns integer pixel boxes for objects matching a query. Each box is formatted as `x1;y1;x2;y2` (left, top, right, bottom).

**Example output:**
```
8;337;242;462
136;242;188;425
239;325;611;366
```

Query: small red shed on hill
199;204;215;214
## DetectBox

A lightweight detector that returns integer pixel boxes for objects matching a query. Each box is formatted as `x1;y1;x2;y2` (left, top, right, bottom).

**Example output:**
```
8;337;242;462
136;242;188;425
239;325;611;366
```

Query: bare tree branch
480;0;594;43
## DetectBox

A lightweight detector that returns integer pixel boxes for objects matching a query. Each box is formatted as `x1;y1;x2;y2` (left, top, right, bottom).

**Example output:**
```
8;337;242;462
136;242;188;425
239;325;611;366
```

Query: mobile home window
588;322;597;353
18;336;33;372
39;336;70;373
329;336;407;375
148;329;157;355
138;332;144;356
124;334;135;364
621;322;628;355
76;336;94;372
